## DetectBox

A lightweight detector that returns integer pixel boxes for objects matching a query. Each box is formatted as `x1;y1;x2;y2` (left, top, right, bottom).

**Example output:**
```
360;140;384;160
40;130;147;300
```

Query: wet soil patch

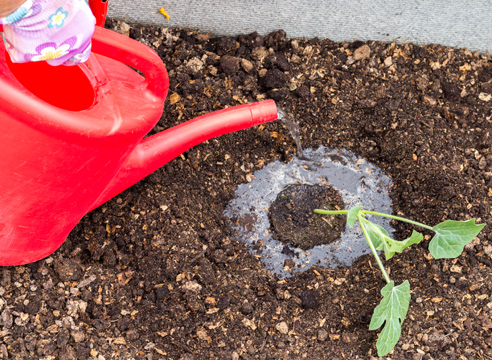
224;147;392;277
269;183;345;249
1;20;492;360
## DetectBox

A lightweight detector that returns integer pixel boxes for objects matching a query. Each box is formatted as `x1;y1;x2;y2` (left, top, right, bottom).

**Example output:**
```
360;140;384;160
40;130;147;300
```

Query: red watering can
0;1;278;266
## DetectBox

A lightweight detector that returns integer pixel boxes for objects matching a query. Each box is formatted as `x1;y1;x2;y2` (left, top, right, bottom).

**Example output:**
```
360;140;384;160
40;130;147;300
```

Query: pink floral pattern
25;37;77;62
0;0;95;66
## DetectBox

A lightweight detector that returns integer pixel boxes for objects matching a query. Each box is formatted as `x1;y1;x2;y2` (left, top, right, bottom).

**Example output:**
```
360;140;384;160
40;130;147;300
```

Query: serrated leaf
364;220;423;260
369;280;411;357
429;219;486;259
346;206;361;227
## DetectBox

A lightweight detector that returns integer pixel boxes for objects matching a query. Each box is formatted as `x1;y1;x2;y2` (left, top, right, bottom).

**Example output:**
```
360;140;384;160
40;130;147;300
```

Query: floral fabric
0;0;95;66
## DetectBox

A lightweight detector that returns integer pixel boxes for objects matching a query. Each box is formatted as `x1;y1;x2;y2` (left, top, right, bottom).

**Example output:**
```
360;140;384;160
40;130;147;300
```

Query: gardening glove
0;0;96;66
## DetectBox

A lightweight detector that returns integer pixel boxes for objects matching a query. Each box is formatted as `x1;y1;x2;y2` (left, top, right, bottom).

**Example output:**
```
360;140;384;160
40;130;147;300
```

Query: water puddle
224;147;394;278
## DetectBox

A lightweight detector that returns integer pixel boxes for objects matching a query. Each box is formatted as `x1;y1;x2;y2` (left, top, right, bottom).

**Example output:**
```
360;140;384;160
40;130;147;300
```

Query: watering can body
0;26;277;265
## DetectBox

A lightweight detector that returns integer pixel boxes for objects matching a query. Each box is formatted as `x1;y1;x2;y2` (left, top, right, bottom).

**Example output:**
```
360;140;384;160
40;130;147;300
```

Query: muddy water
224;147;394;278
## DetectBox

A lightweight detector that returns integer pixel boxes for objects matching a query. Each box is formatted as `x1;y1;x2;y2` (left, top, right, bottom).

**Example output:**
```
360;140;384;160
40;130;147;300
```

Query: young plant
314;206;486;357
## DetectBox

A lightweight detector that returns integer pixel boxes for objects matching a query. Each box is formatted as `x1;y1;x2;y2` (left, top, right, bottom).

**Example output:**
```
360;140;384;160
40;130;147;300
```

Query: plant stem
361;210;434;231
358;214;391;284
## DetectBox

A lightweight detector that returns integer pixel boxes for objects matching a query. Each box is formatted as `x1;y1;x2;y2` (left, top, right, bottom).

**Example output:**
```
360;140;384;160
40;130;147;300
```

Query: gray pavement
108;0;492;53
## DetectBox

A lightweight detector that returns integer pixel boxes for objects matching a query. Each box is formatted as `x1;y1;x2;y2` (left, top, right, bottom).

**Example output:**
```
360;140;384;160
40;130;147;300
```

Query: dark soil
1;20;492;360
269;184;346;249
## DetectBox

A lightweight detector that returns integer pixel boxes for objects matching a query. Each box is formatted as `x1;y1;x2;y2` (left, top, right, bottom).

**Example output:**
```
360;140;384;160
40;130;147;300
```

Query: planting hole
269;184;346;250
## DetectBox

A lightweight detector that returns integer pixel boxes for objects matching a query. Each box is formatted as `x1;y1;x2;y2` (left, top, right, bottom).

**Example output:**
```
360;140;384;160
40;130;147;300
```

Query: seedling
314;206;486;357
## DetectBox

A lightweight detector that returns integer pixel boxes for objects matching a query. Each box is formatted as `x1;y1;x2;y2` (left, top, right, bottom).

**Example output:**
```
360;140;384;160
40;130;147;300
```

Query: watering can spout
91;99;278;210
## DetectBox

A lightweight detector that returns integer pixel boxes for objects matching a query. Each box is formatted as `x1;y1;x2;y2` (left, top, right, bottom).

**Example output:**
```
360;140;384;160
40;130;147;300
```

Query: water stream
278;108;304;159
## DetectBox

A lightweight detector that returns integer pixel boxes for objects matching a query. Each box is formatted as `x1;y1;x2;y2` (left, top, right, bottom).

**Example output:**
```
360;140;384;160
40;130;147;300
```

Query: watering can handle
91;26;169;101
89;0;109;27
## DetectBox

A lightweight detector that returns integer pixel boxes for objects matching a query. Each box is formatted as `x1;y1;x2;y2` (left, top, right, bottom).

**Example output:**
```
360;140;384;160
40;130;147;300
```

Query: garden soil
1;20;492;360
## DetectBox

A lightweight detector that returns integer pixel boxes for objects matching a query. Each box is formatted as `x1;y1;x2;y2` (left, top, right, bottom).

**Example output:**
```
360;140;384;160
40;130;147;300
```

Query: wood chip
469;283;481;291
242;318;257;330
113;337;127;345
479;93;492;102
450;265;462;273
276;321;288;334
169;93;181;104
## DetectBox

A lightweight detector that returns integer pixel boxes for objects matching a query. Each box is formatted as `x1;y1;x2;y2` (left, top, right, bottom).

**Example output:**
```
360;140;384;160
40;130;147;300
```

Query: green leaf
382;230;423;260
346;206;361;227
429;219;486;259
369;280;411;357
360;217;382;249
364;220;423;260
